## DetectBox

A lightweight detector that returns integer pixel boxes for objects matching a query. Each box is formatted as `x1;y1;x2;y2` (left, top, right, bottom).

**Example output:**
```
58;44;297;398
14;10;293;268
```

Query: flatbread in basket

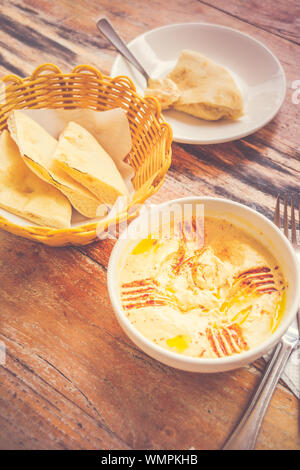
0;130;71;228
0;64;172;246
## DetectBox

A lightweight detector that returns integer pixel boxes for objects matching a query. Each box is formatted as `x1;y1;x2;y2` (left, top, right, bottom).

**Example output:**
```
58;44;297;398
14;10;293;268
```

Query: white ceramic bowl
107;197;300;373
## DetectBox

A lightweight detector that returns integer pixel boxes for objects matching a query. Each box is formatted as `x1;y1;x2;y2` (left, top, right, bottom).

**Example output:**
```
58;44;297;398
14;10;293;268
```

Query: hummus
119;217;286;358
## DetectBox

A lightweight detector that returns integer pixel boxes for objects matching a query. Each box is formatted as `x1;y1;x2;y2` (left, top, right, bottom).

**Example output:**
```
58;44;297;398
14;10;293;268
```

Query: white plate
111;23;286;144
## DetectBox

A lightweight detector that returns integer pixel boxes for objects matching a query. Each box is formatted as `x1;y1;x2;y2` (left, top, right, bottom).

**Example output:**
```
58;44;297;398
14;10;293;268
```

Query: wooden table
0;0;299;451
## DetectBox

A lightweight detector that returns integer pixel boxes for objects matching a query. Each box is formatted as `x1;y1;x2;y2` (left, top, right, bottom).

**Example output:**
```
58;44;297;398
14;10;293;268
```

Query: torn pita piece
53;121;129;206
21;107;134;190
8;110;106;218
0;130;71;228
165;50;244;121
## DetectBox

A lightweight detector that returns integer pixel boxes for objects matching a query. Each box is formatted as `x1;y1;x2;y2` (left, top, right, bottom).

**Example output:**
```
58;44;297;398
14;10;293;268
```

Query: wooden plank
0;229;299;450
200;0;299;44
0;0;299;451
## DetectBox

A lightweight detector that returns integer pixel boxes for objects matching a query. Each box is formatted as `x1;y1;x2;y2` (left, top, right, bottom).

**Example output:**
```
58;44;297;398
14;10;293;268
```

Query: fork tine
291;194;297;245
274;195;281;227
283;193;289;237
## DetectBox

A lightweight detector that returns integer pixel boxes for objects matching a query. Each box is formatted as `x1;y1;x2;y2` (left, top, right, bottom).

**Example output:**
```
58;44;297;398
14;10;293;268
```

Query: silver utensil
96;17;150;81
223;193;300;450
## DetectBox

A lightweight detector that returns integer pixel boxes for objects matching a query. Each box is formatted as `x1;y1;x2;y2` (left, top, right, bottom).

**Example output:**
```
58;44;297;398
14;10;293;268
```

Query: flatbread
145;78;180;109
8;111;102;218
21;108;134;190
53;121;129;206
0;130;71;228
56;108;133;184
168;50;243;120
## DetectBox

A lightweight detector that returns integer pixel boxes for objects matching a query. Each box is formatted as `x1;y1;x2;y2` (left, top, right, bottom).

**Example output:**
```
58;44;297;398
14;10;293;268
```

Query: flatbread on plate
168;49;243;120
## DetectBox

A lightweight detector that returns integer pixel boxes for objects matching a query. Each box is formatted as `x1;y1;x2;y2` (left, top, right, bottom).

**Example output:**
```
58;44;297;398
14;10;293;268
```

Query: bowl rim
107;196;300;367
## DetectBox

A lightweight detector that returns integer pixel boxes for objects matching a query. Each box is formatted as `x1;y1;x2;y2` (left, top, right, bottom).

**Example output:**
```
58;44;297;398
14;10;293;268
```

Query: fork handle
223;339;295;450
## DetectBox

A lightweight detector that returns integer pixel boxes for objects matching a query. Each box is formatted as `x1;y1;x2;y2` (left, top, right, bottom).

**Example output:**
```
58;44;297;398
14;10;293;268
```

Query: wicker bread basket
0;64;172;246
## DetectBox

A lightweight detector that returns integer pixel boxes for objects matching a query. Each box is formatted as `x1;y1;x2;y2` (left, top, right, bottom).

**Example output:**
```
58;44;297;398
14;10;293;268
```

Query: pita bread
168;50;243;120
8;111;101;218
53;121;129;205
145;78;180;109
0;130;71;228
21;108;134;190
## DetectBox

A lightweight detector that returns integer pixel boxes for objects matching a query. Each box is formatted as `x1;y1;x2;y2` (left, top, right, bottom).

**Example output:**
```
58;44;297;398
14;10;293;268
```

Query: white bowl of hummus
107;197;300;373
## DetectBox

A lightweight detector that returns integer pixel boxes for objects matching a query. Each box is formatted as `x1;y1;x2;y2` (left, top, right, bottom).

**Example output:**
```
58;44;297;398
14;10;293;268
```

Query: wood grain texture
0;0;299;147
201;0;300;44
0;0;299;450
0;231;299;450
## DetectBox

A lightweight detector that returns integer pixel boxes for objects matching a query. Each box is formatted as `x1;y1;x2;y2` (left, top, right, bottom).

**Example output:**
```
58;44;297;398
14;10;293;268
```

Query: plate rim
111;21;286;145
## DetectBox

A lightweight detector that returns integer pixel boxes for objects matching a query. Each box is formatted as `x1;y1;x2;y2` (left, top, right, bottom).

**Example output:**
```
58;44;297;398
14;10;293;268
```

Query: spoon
96;18;150;82
96;18;180;109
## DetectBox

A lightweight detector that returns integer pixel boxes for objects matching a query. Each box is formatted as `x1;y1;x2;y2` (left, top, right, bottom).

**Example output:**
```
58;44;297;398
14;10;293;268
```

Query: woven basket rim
0;63;172;245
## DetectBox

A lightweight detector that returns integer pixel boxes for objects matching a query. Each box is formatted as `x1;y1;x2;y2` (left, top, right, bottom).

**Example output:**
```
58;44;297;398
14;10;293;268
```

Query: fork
223;194;300;450
275;194;300;332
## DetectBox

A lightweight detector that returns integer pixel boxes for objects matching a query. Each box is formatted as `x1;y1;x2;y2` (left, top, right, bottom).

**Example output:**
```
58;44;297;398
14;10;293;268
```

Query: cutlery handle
223;340;294;450
97;18;150;81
